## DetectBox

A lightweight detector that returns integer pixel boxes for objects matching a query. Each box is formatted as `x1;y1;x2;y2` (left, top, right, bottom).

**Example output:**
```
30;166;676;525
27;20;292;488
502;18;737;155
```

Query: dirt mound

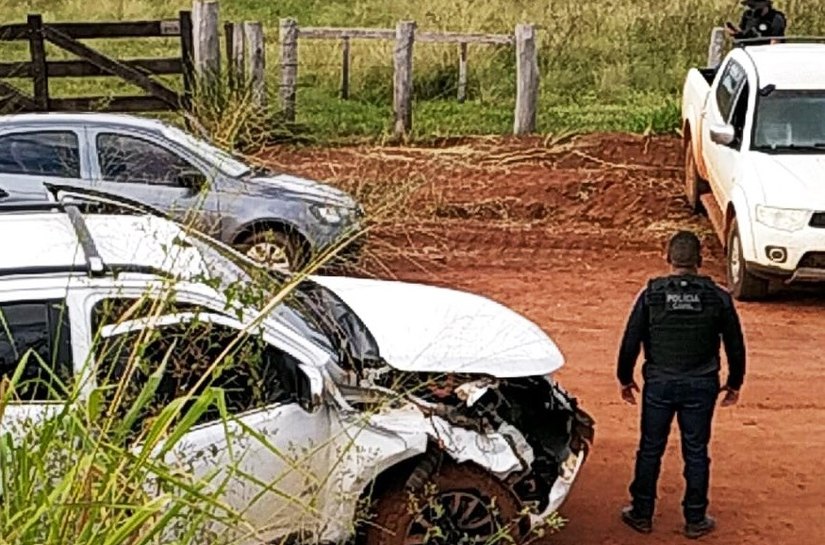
257;132;698;243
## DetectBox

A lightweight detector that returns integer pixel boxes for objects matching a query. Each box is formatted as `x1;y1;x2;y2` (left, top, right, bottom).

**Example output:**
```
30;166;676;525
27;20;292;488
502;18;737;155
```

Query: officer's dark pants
629;377;719;523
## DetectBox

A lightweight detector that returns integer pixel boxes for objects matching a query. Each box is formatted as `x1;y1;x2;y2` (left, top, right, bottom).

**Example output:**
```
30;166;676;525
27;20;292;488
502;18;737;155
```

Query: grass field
2;0;825;139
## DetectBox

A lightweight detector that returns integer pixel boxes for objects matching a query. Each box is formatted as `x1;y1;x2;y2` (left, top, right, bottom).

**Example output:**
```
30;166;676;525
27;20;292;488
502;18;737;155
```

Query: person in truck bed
725;0;787;46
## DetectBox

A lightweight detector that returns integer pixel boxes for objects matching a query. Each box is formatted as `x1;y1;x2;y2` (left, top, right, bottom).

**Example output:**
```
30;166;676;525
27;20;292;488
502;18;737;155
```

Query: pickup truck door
85;128;223;237
701;58;749;201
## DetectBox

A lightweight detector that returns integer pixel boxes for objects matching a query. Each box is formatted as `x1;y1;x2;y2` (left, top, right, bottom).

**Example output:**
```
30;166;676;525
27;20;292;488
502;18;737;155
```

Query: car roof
0;112;168;132
741;43;825;89
0;212;206;277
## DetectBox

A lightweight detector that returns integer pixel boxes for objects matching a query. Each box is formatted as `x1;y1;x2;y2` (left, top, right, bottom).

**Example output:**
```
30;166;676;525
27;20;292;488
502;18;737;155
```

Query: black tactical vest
644;275;723;377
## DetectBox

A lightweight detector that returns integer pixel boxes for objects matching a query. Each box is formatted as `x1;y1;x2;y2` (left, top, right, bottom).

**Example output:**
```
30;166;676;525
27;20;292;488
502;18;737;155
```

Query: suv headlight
310;204;347;224
755;205;810;232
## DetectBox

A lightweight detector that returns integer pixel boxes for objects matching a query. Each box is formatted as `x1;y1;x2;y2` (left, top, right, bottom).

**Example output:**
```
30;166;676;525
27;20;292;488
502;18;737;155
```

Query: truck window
0;300;73;401
95;319;309;433
715;60;747;122
753;90;825;150
90;296;204;334
730;82;751;146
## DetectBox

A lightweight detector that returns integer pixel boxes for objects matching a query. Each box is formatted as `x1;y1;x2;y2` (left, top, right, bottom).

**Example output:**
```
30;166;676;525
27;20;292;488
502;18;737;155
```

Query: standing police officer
616;231;746;539
725;0;787;45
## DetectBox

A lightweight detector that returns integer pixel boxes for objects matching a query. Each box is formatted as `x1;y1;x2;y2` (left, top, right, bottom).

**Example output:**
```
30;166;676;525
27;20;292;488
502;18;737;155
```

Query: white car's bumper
528;449;587;527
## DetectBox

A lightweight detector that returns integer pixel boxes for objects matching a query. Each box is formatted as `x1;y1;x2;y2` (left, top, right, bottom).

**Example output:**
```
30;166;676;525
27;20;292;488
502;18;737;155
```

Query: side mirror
0;187;8;199
176;169;208;192
709;123;736;146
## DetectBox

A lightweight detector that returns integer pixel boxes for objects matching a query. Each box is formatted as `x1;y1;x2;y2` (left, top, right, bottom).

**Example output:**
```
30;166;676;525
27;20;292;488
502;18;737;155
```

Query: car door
91;306;332;543
0;298;75;443
87;129;222;237
702;58;748;201
0;129;89;201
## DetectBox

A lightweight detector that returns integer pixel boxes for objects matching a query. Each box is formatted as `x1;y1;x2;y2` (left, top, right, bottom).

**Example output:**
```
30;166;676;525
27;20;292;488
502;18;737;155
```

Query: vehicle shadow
762;284;825;306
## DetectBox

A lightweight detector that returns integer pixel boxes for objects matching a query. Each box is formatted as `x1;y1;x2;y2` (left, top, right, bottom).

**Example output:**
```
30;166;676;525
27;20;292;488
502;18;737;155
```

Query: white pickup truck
681;42;825;300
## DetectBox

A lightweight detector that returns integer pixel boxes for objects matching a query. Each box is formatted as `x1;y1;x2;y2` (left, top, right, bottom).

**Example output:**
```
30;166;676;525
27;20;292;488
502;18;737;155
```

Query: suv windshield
752;90;825;153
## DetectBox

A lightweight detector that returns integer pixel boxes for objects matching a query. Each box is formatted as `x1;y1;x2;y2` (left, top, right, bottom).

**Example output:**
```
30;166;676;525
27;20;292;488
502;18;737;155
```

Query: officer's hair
667;231;702;268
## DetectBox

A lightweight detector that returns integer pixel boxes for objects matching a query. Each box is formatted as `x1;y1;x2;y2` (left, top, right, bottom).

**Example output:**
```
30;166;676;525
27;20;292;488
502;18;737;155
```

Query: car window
0;131;80;178
96;133;196;186
725;81;751;149
715;60;746;122
90;296;204;334
94;315;308;432
0;300;73;401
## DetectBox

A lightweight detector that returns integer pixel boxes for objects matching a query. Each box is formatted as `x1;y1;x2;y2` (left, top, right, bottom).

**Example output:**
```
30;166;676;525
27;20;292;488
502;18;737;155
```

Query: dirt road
261;134;825;544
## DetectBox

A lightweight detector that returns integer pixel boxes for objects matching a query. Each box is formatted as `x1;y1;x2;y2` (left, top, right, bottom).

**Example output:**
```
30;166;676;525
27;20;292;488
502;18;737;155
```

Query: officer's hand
621;381;640;405
720;386;740;407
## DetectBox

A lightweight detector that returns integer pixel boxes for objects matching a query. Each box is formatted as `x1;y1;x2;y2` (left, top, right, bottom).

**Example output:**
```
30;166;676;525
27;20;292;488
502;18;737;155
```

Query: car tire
684;138;708;214
726;220;769;300
364;462;525;545
239;229;307;271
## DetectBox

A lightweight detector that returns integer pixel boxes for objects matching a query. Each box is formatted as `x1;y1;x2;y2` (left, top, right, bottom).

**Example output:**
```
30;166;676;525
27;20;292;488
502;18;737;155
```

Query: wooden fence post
244;21;266;109
225;22;245;93
341;36;350;99
192;0;221;91
458;42;468;103
27;14;49;111
393;20;415;139
180;10;195;109
279;18;298;122
514;23;538;135
707;26;725;68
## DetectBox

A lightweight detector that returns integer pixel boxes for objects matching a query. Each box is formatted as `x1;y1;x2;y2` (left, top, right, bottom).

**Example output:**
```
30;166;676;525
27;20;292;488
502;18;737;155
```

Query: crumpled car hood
309;275;565;378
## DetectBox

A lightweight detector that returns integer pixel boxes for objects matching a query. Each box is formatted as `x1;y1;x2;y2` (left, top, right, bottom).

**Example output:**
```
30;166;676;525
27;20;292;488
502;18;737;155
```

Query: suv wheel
241;230;307;271
364;462;524;545
727;220;769;300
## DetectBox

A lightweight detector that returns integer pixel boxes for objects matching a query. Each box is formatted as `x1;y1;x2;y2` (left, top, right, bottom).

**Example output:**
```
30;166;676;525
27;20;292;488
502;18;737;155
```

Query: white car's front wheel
726;221;769;300
364;462;525;545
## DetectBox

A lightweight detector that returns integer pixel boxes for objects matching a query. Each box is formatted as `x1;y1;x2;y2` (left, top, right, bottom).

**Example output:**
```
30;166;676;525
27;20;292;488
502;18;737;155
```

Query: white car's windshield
752;90;825;153
163;125;252;178
186;234;336;354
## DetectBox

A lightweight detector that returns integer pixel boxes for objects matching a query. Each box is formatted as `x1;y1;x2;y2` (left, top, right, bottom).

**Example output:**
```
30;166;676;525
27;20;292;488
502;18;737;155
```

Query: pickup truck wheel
364;462;524;545
727;221;769;300
684;140;707;213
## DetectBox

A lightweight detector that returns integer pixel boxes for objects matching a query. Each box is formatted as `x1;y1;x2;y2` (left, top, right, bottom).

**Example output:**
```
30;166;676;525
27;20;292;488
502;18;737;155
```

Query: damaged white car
0;190;594;545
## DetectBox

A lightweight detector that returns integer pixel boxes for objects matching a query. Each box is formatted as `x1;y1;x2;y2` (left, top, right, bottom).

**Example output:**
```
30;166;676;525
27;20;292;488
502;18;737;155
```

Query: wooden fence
0;12;195;113
276;19;539;137
0;0;742;136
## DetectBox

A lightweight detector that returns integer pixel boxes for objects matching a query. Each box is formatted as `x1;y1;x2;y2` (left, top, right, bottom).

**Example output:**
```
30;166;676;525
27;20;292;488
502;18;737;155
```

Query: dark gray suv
0;112;364;270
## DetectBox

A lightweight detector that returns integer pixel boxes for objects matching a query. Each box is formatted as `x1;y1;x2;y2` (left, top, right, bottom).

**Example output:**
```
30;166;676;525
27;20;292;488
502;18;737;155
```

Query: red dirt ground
258;134;825;544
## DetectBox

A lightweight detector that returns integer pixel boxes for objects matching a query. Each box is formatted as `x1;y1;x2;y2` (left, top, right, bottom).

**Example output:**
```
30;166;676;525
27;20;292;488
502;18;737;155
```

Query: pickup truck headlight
755;205;810;232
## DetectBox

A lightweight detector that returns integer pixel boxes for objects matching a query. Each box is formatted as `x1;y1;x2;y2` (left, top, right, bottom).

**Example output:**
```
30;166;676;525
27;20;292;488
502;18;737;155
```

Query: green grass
2;0;825;140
